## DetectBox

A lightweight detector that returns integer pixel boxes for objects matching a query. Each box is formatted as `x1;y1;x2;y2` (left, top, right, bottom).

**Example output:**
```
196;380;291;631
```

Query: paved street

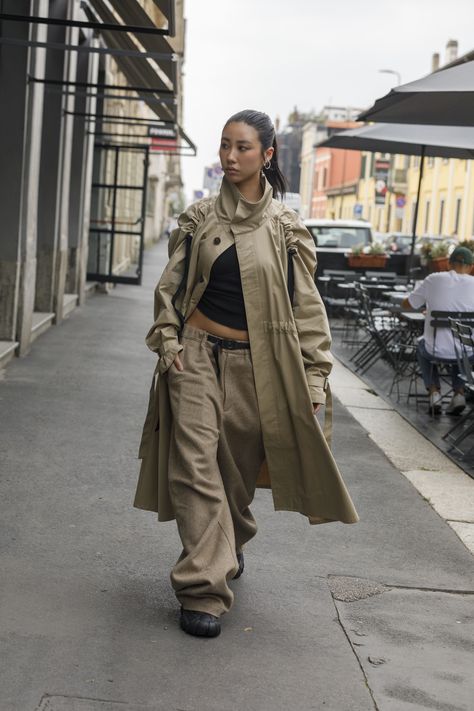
1;240;473;711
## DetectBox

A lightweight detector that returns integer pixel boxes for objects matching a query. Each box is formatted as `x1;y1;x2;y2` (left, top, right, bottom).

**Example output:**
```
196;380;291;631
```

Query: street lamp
378;68;402;86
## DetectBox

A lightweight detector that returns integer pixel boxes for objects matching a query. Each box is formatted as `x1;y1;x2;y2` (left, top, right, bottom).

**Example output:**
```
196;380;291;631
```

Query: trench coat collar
215;175;274;232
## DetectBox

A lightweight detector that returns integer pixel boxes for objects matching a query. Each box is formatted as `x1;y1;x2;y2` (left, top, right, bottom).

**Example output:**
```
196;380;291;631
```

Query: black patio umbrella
317;122;474;266
358;60;474;126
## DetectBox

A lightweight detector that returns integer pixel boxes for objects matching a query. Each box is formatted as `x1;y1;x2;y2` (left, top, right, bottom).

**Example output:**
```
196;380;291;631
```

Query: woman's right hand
172;353;184;371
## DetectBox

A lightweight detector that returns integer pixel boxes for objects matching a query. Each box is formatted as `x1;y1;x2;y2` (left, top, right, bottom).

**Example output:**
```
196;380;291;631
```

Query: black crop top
197;244;248;330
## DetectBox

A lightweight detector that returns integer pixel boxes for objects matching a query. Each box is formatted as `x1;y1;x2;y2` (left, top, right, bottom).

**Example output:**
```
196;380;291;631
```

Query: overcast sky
179;0;474;202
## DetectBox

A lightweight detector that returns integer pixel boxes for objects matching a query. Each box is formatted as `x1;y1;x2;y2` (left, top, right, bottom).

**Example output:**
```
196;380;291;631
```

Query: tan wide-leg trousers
166;324;265;617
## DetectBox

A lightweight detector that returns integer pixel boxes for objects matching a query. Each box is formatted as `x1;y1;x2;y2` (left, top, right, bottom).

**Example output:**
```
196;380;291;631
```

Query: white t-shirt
408;271;474;358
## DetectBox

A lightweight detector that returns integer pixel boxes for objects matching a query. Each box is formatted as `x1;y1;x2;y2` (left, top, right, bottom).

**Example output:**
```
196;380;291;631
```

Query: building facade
313;41;474;241
313;121;362;220
0;0;191;367
298;108;364;219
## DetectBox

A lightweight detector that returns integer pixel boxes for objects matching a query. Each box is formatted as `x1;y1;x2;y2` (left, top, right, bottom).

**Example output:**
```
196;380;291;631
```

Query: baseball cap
449;246;473;265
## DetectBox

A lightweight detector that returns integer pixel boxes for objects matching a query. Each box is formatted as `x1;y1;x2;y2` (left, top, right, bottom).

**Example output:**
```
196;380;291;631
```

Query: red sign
148;124;178;153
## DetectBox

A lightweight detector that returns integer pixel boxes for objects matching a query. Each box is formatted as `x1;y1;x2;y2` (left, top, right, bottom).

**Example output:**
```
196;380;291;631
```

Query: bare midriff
186;307;249;341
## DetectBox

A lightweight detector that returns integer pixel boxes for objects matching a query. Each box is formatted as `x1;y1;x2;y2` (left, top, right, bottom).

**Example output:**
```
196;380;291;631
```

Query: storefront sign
148;124;178;152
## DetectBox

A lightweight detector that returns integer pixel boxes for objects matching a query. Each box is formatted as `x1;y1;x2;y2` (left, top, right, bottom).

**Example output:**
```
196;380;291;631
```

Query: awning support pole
408;145;426;274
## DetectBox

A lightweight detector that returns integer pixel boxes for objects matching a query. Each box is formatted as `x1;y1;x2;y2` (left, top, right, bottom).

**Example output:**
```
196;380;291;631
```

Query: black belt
207;334;250;376
207;334;250;350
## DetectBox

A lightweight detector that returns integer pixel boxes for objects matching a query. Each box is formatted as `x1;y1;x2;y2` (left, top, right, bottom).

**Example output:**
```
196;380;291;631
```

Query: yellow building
325;190;358;222
403;157;474;241
325;152;474;244
352;153;409;233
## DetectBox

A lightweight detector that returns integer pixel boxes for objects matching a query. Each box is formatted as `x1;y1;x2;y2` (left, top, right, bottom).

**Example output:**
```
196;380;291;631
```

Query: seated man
402;246;474;415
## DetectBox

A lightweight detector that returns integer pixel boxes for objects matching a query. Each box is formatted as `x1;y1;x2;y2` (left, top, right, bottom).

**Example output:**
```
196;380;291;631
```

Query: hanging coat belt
207;334;251;376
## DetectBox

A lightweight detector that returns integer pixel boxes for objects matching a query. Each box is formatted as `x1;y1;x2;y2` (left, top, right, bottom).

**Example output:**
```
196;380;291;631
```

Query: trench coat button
213;237;221;245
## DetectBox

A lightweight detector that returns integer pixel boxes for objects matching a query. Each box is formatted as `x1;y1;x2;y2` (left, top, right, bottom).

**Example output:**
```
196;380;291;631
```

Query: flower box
347;255;388;269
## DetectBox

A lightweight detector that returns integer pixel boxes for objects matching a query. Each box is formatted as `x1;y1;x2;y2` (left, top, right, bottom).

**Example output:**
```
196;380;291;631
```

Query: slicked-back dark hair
224;109;287;199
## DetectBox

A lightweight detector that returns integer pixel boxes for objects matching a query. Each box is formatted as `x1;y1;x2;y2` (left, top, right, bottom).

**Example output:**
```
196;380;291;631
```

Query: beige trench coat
134;176;359;525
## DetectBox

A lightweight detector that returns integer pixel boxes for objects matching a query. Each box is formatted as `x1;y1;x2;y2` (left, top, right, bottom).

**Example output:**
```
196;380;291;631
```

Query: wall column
0;0;48;355
35;0;78;324
68;36;99;304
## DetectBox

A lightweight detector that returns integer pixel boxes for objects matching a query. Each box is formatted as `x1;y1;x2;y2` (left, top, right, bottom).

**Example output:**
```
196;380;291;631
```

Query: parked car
384;232;414;254
372;231;387;246
304;219;375;275
304;219;374;252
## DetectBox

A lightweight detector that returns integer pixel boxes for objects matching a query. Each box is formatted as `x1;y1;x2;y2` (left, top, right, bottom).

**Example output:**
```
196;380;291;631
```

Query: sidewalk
1;241;472;711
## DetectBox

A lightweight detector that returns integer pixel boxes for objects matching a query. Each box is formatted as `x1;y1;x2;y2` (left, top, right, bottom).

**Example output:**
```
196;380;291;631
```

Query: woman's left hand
313;403;322;414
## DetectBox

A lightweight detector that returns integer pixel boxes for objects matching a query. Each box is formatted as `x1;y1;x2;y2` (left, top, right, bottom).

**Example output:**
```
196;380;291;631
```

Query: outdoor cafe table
399;311;425;323
383;290;409;308
383;290;408;300
398;310;425;334
337;282;393;293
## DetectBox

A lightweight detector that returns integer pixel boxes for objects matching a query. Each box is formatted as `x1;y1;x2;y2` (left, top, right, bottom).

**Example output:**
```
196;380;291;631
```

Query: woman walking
134;110;358;638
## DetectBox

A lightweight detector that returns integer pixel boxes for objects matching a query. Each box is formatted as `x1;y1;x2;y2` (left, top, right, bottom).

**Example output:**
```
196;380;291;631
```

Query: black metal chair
426;310;474;407
320;270;358;319
350;285;400;374
388;325;420;401
442;320;474;453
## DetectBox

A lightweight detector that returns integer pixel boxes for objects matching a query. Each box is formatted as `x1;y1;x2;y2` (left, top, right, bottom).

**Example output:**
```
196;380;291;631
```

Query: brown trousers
166;324;265;616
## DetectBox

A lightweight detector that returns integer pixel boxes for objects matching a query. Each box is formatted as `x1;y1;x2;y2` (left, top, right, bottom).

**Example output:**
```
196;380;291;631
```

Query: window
439;199;445;234
454;197;462;235
322;167;327;187
424;200;430;232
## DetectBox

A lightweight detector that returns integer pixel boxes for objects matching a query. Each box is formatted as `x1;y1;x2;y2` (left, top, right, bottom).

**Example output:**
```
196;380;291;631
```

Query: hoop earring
263;159;271;170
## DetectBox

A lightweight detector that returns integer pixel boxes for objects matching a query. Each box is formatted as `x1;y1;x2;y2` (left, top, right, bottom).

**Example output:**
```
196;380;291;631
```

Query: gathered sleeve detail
279;208;333;404
145;199;210;374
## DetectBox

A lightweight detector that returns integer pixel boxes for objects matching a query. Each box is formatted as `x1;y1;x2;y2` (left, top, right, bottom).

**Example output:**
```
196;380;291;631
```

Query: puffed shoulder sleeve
281;208;333;405
145;200;208;374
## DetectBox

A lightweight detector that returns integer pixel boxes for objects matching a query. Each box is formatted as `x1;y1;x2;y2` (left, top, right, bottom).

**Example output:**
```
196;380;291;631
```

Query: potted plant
419;241;433;267
347;242;388;269
428;241;450;272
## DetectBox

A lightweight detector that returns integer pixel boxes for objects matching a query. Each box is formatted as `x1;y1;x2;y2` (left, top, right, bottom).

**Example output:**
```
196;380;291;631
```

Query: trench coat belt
206;334;251;376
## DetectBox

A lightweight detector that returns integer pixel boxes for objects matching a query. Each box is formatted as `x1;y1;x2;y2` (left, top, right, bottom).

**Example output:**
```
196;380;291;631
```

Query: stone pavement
1;241;473;711
330;359;474;555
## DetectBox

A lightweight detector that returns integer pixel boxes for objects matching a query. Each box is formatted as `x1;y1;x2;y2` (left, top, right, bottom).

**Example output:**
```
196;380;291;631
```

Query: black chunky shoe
232;552;244;580
180;608;221;637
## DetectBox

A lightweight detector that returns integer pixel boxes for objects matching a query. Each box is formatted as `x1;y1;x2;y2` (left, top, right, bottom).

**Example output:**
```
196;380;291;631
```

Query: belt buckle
222;339;234;350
